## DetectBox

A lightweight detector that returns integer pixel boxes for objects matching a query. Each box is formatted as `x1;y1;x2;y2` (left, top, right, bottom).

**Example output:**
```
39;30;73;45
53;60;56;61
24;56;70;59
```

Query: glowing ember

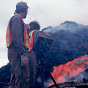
49;54;88;86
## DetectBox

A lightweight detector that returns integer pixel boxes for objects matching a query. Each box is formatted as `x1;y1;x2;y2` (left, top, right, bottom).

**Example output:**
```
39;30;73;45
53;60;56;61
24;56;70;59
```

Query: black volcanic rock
0;63;11;88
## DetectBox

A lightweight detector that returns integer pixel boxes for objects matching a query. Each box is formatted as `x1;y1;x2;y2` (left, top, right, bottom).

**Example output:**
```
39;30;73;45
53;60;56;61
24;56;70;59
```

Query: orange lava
49;54;88;86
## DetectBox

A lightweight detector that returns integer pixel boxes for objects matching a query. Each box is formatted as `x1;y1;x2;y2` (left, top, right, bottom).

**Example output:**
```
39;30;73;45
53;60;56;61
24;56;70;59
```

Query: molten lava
49;54;88;86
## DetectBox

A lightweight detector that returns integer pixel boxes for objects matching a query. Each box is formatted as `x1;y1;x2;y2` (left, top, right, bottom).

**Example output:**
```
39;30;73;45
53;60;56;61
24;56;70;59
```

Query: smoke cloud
43;21;88;68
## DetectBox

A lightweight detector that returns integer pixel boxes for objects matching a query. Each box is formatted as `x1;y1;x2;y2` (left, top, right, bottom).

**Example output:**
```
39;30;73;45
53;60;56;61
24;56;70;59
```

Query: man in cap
6;1;30;88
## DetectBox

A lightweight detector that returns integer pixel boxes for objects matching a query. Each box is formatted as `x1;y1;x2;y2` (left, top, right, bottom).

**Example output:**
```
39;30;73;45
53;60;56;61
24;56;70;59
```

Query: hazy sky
0;0;88;67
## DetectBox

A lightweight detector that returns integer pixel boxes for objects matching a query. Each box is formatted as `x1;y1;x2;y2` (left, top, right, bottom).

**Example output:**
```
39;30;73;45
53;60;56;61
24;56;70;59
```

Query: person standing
6;2;30;88
25;21;54;87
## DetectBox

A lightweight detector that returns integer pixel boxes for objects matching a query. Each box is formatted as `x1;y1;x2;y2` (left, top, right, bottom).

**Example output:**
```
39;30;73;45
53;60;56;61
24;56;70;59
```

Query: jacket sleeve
10;17;26;55
38;31;54;40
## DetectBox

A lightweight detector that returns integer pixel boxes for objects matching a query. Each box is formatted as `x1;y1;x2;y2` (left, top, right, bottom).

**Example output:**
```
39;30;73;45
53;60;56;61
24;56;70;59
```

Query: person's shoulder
10;15;21;21
34;30;39;32
33;30;39;33
38;30;54;40
10;15;22;24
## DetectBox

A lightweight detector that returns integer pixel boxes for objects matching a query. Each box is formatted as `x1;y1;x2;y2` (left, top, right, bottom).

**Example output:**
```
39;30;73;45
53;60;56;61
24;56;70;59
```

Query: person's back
25;21;53;87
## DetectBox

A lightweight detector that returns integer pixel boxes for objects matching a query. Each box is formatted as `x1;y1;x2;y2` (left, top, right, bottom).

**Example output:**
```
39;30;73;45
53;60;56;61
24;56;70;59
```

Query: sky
0;0;88;67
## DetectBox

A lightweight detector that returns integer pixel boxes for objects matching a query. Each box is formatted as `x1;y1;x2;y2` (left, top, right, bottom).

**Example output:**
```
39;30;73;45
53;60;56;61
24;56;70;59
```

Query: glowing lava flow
49;55;88;86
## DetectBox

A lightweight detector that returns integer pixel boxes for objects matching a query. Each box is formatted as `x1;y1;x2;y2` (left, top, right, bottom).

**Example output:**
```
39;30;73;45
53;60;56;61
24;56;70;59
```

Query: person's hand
20;54;28;67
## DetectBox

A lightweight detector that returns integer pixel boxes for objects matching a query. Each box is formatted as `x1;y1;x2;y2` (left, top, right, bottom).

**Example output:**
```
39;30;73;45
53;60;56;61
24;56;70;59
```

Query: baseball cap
15;1;29;13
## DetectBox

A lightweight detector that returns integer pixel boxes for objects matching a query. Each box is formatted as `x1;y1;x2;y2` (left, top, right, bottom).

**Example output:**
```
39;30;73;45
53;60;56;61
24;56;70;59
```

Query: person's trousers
8;48;30;88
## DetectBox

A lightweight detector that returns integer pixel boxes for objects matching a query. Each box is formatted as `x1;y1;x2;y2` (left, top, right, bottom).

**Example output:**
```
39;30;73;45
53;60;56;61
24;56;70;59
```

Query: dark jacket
9;15;27;55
